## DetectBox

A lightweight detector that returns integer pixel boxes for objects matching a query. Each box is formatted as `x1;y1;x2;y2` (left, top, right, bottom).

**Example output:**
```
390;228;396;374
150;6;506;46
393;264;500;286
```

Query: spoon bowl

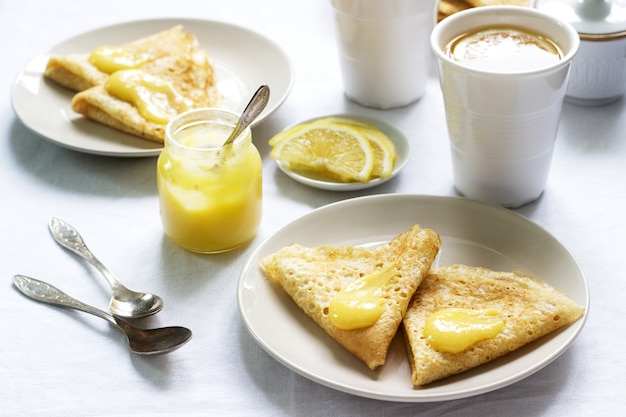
13;275;191;355
49;217;164;318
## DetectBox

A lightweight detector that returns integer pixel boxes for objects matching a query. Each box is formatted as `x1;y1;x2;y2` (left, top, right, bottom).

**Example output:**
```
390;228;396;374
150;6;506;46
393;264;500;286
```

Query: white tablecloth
1;1;624;416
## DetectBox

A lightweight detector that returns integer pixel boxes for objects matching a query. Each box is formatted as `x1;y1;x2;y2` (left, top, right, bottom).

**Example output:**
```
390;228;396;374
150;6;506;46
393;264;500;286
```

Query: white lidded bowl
533;0;626;105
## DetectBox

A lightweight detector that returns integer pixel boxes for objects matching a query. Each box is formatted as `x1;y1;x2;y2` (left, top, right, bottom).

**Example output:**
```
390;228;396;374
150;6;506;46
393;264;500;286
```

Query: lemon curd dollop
424;308;505;353
104;69;190;124
88;45;154;73
329;266;395;330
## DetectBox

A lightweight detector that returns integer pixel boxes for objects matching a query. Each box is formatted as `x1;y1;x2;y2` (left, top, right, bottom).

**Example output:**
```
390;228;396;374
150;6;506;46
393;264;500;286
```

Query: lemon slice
359;128;395;179
270;122;374;182
312;116;396;179
313;116;372;128
268;123;310;147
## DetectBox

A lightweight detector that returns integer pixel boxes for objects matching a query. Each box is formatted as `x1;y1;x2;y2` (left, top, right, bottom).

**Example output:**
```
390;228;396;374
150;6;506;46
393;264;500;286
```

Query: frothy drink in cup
447;27;563;71
431;7;579;207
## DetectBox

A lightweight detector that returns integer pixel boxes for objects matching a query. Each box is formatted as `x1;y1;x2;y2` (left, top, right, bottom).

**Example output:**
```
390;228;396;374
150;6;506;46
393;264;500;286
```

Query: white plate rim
11;17;294;157
274;114;410;191
237;194;589;402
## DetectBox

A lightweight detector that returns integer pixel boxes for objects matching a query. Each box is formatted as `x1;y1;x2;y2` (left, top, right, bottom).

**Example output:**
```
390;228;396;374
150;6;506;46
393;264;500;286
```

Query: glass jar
157;108;262;253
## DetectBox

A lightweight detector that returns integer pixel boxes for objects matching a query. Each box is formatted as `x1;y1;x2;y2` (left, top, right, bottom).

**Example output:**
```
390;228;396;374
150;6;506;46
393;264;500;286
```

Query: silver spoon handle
239;85;270;129
13;275;116;326
48;217;122;290
223;84;270;145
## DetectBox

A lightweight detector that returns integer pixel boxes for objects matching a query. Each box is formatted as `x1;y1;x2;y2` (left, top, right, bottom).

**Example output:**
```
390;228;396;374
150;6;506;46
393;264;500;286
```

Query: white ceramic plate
237;194;589;402
11;18;293;157
274;115;410;191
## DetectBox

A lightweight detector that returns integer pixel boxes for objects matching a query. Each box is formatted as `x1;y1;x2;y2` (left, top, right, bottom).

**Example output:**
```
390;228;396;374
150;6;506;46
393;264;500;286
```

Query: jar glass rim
165;107;250;153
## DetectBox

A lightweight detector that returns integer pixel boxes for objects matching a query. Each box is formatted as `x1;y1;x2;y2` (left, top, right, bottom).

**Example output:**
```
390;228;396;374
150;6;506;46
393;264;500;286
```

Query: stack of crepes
261;223;585;387
44;26;221;143
438;0;531;21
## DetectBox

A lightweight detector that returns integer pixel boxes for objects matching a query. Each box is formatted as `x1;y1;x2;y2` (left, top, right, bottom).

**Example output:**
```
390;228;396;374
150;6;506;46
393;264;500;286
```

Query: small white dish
11;18;293;157
237;194;589;402
274;114;410;191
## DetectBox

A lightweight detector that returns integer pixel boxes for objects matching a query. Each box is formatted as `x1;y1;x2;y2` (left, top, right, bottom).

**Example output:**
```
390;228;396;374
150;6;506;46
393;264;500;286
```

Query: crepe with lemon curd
260;223;441;370
466;0;530;6
438;0;530;21
403;264;585;386
71;50;220;142
438;0;473;20
44;25;202;92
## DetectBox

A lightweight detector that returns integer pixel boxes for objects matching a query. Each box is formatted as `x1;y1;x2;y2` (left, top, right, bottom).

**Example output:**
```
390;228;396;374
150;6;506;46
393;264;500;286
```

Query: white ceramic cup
431;6;580;207
331;0;438;109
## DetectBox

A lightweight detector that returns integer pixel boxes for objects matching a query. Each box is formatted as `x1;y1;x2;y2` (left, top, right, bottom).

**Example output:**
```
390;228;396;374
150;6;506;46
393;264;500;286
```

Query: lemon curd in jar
157;109;262;253
446;26;563;72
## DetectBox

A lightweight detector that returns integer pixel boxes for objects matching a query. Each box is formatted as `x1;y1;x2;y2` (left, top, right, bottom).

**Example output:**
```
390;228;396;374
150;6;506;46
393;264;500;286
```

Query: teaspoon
223;84;270;146
49;217;164;318
13;275;192;355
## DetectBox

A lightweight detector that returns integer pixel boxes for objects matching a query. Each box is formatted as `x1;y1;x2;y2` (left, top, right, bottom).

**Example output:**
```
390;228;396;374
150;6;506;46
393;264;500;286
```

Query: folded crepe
403;264;585;386
44;25;221;142
438;0;530;21
71;51;220;142
44;25;202;92
261;224;441;370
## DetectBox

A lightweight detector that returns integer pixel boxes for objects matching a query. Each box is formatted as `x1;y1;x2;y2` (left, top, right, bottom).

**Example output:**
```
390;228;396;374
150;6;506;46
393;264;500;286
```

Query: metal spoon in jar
13;275;192;355
48;217;164;318
223;84;270;146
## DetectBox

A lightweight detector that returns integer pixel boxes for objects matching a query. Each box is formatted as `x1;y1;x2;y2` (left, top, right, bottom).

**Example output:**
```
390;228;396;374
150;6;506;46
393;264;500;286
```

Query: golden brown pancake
438;0;530;21
260;224;441;370
44;25;201;92
403;264;585;386
467;0;530;6
438;0;473;21
71;52;220;143
44;54;108;91
44;25;221;143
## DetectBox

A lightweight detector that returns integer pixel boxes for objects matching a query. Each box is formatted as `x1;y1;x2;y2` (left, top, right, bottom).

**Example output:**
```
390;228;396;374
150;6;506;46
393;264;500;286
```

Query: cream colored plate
274;114;410;191
237;194;589;402
11;18;293;157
